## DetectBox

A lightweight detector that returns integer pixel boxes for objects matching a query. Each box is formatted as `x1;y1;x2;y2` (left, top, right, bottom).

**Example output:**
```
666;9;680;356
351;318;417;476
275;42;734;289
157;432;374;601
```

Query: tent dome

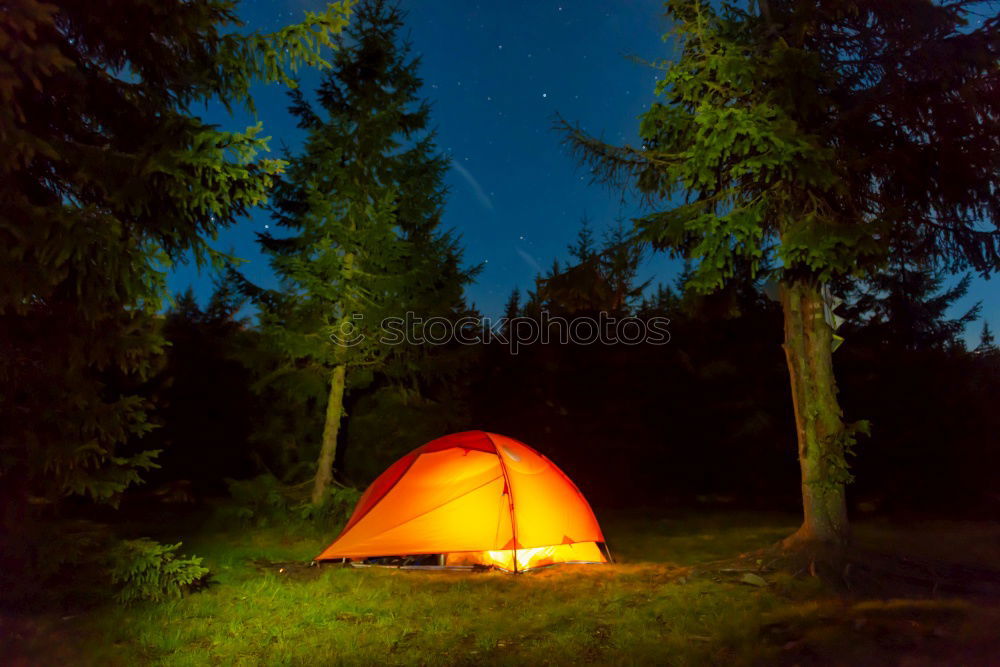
315;431;609;572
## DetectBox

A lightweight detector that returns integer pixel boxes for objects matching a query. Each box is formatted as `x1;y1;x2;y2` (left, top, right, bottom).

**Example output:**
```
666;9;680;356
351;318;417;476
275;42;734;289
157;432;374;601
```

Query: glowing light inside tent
488;546;556;570
441;541;606;571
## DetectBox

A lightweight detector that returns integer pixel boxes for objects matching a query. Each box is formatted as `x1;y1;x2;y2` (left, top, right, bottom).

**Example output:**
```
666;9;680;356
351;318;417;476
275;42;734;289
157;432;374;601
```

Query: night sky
170;0;996;338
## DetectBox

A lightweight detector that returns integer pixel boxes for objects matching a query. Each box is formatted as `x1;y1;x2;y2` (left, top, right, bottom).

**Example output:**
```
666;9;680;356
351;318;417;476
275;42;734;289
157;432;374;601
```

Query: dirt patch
759;598;1000;666
697;542;1000;599
0;613;79;666
250;559;331;582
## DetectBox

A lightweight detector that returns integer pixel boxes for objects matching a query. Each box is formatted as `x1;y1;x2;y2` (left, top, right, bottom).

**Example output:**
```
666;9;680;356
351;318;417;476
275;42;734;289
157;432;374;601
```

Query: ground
3;511;1000;665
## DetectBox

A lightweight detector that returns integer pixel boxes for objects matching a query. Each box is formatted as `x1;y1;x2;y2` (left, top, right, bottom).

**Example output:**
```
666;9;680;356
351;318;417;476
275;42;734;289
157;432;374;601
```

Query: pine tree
248;0;472;504
976;321;997;354
843;264;981;352
504;289;523;321
568;217;597;264
0;0;352;529
560;0;999;546
600;221;651;313
638;283;680;318
381;105;481;394
145;284;257;493
537;220;649;315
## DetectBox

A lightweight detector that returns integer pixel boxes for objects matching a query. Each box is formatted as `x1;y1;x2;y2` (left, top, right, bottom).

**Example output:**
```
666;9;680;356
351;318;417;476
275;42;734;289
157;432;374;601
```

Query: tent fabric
315;431;608;571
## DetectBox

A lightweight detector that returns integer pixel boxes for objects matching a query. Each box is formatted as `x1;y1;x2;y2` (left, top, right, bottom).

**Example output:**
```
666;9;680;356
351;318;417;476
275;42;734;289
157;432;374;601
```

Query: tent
315;430;610;572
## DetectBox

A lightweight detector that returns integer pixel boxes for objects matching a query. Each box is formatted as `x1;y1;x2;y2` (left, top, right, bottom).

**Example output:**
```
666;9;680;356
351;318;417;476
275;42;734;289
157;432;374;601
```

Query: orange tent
316;431;610;572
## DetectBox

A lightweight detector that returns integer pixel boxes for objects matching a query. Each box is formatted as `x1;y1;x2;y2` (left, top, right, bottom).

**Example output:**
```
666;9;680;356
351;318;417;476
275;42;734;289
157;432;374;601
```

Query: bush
109;538;210;605
219;473;361;532
297;485;362;530
1;522;209;609
222;474;291;527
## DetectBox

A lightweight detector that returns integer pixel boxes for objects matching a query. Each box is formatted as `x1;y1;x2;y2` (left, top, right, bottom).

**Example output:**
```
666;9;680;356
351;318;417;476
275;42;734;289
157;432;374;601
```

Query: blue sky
170;0;996;344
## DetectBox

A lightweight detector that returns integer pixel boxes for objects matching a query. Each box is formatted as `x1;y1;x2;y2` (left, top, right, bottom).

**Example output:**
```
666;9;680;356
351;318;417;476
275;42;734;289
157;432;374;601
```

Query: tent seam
485;432;520;573
337;453;420;537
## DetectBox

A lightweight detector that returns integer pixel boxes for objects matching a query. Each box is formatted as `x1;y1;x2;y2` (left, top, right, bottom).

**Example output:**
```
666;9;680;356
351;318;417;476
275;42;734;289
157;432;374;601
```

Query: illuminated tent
315;431;610;572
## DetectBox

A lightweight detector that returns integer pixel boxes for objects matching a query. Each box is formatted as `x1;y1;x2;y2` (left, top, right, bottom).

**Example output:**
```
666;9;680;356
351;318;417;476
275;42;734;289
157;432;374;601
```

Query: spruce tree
0;0;352;529
537;221;649;315
842;264;981;352
568;217;597;264
504;289;523;321
561;0;999;546
251;0;473;505
978;321;997;354
600;221;651;313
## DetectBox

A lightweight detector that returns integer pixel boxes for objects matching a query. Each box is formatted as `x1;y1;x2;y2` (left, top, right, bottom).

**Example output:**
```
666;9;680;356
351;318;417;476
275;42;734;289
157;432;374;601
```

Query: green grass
5;512;1000;666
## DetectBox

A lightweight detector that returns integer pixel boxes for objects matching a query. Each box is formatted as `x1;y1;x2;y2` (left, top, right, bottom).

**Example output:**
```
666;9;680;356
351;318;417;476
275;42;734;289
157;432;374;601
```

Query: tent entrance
445;540;608;572
339;541;610;573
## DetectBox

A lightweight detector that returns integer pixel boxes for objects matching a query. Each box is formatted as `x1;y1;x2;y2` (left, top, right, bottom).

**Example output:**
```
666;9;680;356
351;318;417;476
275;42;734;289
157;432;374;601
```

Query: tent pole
488;433;520;574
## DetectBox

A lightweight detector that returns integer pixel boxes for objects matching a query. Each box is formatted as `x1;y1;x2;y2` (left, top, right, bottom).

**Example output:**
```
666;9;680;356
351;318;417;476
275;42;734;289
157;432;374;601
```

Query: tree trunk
780;279;850;547
311;362;347;506
311;243;357;506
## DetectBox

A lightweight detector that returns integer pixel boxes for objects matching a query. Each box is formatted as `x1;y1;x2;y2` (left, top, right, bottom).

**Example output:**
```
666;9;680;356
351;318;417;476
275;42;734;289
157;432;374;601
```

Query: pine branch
553;114;681;194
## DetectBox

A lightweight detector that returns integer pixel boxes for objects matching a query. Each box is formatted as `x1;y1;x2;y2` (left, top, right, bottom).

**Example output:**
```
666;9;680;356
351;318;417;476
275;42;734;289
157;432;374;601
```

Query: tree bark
311;241;357;506
311;362;347;506
780;279;850;547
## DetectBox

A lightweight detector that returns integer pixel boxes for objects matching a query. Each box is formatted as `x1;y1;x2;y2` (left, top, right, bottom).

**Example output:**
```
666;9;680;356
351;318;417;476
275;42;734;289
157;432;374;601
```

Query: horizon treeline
152;220;1000;518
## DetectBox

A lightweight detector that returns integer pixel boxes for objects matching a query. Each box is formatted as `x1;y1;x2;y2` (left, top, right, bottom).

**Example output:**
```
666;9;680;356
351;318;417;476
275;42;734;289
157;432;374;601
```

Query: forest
2;0;999;664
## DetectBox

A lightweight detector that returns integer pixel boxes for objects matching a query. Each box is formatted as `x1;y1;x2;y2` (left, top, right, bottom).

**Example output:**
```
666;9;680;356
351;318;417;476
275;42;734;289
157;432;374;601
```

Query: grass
4;511;1000;666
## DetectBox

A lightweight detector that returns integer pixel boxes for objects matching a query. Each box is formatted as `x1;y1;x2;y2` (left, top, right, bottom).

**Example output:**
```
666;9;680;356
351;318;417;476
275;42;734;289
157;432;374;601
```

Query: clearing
3;511;1000;665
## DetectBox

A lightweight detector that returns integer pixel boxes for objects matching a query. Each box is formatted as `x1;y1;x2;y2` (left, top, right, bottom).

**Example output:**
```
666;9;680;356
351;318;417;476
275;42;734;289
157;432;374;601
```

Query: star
542;93;547;98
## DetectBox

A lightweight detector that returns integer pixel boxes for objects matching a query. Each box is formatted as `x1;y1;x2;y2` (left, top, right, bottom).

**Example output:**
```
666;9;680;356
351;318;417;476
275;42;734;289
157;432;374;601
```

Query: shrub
221;474;291;527
297;485;362;530
218;474;361;531
219;473;360;532
109;538;210;605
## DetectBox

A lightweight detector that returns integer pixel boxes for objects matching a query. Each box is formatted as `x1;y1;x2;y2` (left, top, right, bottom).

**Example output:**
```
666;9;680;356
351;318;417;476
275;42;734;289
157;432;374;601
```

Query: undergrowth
218;474;361;532
109;539;210;605
4;513;999;666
